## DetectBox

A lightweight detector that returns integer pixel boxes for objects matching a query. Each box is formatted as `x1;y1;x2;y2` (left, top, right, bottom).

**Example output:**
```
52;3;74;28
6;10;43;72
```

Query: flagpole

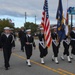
25;12;27;25
67;0;68;8
35;15;36;25
67;0;69;25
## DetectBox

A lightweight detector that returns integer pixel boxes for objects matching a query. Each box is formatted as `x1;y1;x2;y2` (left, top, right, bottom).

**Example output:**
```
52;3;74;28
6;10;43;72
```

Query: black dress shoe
26;61;28;64
41;62;45;65
28;65;31;67
21;50;24;52
56;62;59;64
5;67;9;70
8;64;10;67
52;59;54;61
68;61;72;63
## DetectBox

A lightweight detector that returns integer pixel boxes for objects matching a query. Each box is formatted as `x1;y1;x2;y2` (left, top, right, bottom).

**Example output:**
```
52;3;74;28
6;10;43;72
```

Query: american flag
41;0;52;47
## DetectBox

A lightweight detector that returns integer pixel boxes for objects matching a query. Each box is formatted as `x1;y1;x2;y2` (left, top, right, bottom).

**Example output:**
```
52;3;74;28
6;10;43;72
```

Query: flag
56;0;65;41
41;0;52;47
65;0;69;36
9;19;12;23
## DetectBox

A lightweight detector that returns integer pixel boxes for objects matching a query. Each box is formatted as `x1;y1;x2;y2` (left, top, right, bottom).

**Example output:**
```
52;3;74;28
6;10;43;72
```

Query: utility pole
35;15;36;25
25;12;27;25
71;14;73;30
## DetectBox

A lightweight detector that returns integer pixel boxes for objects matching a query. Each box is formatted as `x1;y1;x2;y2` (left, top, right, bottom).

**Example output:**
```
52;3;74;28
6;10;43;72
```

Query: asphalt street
0;39;75;75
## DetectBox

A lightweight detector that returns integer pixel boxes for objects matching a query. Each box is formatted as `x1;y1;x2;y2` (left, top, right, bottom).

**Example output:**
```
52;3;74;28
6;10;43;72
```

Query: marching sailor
51;26;60;64
70;26;75;59
24;29;36;67
1;27;14;70
61;25;71;63
38;28;48;64
19;27;26;52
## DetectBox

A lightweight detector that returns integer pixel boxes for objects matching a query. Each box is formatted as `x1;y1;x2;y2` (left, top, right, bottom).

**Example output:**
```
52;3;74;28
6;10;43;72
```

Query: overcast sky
0;0;75;27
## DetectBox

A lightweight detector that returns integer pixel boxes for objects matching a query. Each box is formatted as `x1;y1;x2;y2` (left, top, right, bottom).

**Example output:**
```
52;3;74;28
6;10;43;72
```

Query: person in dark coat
51;26;60;64
24;29;36;67
1;27;13;70
18;27;25;52
0;32;2;48
38;28;48;64
70;26;75;59
61;25;71;63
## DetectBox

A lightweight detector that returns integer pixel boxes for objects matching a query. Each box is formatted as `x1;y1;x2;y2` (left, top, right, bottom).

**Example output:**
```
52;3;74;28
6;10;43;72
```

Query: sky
0;0;75;28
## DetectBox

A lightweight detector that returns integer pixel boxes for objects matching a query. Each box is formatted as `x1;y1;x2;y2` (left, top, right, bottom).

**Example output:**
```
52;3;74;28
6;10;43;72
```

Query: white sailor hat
52;26;57;29
40;28;44;30
4;27;10;30
26;29;31;32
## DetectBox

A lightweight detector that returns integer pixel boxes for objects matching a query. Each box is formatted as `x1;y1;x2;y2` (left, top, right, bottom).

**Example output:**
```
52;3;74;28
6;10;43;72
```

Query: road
0;39;75;75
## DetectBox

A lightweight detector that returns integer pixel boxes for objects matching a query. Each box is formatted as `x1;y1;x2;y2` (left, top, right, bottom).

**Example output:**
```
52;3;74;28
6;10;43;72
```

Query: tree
0;19;14;33
24;22;38;35
15;27;20;32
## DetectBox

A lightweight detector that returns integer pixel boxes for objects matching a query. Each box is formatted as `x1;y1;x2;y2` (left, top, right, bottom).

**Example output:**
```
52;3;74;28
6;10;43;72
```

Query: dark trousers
3;47;12;68
20;39;24;51
39;44;48;58
12;41;15;47
63;42;69;56
70;41;75;55
0;44;2;48
0;39;2;48
25;45;32;59
52;42;59;57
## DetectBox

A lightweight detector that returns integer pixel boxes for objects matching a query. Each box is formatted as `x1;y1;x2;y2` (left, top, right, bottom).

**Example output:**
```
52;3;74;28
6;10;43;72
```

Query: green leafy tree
24;22;38;35
0;19;14;33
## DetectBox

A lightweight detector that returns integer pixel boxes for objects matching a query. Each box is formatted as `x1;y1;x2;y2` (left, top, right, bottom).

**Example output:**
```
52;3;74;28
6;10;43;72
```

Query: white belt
39;41;46;49
52;40;56;42
29;43;33;45
39;41;44;44
52;40;59;46
63;40;70;45
71;38;75;40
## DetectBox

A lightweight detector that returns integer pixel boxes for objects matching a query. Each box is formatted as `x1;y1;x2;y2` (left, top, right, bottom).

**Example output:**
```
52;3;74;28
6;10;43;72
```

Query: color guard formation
0;25;75;70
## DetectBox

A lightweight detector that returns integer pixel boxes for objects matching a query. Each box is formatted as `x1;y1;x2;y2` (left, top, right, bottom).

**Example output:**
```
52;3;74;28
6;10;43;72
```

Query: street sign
68;7;75;15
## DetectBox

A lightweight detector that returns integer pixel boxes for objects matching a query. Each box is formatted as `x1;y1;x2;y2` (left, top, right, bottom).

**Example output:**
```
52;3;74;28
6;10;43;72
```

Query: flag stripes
41;0;52;47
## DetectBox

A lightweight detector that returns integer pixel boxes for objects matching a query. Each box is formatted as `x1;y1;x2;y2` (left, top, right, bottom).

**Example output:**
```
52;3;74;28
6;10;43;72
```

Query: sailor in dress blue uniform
51;26;60;64
70;26;75;59
61;25;71;63
38;28;48;64
24;29;36;67
1;27;13;70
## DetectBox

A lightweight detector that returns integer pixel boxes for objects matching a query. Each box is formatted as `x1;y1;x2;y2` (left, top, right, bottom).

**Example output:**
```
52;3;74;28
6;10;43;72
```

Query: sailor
1;27;13;70
18;27;26;52
61;25;71;63
51;26;60;64
70;26;75;59
38;28;48;64
24;29;36;67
